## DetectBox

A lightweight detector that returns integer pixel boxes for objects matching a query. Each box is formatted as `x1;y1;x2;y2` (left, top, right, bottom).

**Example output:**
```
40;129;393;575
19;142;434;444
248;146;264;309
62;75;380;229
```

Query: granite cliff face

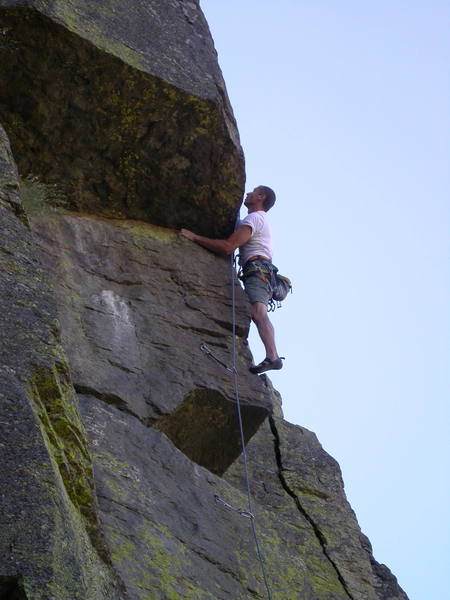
0;2;409;599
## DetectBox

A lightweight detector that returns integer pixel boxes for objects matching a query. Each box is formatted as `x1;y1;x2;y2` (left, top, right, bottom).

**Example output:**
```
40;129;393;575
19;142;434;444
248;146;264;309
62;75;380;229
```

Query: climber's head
258;186;276;211
244;186;276;212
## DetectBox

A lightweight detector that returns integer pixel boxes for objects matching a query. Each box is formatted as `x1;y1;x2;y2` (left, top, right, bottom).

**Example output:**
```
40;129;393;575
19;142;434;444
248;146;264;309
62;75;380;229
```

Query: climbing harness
239;255;293;313
201;253;273;600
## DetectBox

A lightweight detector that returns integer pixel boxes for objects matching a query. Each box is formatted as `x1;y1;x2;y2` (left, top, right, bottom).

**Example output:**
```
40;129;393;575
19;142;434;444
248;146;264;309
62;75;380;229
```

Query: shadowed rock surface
0;0;244;236
0;1;410;598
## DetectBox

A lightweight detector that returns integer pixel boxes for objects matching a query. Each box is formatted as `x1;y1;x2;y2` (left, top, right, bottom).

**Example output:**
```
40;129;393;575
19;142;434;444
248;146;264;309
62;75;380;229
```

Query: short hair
258;185;276;211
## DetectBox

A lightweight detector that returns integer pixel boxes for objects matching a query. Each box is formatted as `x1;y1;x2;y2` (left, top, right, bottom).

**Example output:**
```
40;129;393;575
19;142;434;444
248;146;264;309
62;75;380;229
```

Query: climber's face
244;187;264;210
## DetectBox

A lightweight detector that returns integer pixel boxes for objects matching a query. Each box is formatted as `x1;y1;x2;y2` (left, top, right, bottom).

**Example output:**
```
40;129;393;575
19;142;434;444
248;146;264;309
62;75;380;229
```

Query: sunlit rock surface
30;211;272;475
0;1;410;598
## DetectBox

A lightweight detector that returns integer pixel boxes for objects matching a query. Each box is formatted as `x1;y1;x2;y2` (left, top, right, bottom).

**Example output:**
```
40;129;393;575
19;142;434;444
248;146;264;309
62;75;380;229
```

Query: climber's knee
251;301;268;325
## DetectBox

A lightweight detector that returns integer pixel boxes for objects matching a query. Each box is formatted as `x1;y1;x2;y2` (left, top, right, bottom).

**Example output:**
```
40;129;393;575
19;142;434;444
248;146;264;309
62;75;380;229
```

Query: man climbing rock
180;185;283;374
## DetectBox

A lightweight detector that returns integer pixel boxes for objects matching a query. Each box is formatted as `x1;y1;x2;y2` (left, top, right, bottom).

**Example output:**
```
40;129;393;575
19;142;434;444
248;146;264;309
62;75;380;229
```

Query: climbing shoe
249;357;284;374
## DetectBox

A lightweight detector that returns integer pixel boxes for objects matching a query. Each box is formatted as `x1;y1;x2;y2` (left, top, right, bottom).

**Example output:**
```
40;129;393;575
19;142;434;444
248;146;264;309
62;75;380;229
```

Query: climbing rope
201;254;273;599
229;252;273;600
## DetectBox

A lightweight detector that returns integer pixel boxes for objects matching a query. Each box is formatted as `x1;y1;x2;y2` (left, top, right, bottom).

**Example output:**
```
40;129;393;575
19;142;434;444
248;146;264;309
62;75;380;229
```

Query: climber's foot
249;357;284;375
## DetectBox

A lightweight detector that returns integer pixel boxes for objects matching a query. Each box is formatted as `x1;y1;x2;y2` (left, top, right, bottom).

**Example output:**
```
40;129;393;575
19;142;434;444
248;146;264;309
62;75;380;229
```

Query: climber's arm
180;225;252;255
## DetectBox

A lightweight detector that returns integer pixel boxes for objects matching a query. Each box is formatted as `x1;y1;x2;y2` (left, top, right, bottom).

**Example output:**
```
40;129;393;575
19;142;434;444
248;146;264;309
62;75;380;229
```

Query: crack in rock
74;384;142;421
268;416;355;600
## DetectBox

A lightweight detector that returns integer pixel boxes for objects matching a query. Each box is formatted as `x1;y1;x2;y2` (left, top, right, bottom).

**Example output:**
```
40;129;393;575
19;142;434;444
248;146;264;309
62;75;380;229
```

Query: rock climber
180;185;283;374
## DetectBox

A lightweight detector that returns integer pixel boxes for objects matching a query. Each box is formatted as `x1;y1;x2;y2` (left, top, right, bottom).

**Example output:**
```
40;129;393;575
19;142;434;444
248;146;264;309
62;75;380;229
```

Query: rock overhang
155;387;270;476
0;1;245;237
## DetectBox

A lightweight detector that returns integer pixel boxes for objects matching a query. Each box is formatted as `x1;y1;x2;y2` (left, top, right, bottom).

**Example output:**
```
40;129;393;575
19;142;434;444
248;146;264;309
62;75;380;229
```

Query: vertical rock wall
0;2;409;599
0;126;124;599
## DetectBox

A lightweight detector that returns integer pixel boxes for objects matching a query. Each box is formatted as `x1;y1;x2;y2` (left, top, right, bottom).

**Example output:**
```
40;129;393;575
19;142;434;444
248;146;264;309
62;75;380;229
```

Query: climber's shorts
243;272;272;306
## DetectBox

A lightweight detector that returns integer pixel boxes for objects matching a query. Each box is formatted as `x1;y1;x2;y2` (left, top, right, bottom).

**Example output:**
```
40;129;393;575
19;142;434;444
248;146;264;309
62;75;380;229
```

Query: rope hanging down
201;254;273;600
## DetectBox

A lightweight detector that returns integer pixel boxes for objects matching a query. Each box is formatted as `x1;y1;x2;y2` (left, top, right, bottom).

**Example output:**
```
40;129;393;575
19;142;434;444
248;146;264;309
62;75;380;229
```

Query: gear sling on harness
240;256;292;311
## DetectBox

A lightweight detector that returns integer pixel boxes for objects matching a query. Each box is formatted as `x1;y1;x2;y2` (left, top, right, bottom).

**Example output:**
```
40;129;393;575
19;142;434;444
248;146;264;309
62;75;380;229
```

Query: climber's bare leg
250;301;278;361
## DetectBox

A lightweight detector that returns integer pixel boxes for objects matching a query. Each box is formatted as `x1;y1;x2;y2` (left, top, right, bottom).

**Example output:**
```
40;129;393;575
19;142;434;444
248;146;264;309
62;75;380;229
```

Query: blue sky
200;2;449;598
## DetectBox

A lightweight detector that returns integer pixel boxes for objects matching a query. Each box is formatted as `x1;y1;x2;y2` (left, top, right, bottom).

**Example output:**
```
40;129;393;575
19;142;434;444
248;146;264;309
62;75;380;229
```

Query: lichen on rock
28;360;106;559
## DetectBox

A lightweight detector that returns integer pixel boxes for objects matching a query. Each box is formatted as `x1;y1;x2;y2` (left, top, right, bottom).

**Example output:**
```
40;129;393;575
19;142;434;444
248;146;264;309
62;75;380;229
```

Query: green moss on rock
29;361;95;518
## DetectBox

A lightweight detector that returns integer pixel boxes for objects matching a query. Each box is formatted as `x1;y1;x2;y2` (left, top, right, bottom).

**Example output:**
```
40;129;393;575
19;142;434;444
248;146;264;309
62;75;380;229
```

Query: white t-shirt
238;211;273;264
